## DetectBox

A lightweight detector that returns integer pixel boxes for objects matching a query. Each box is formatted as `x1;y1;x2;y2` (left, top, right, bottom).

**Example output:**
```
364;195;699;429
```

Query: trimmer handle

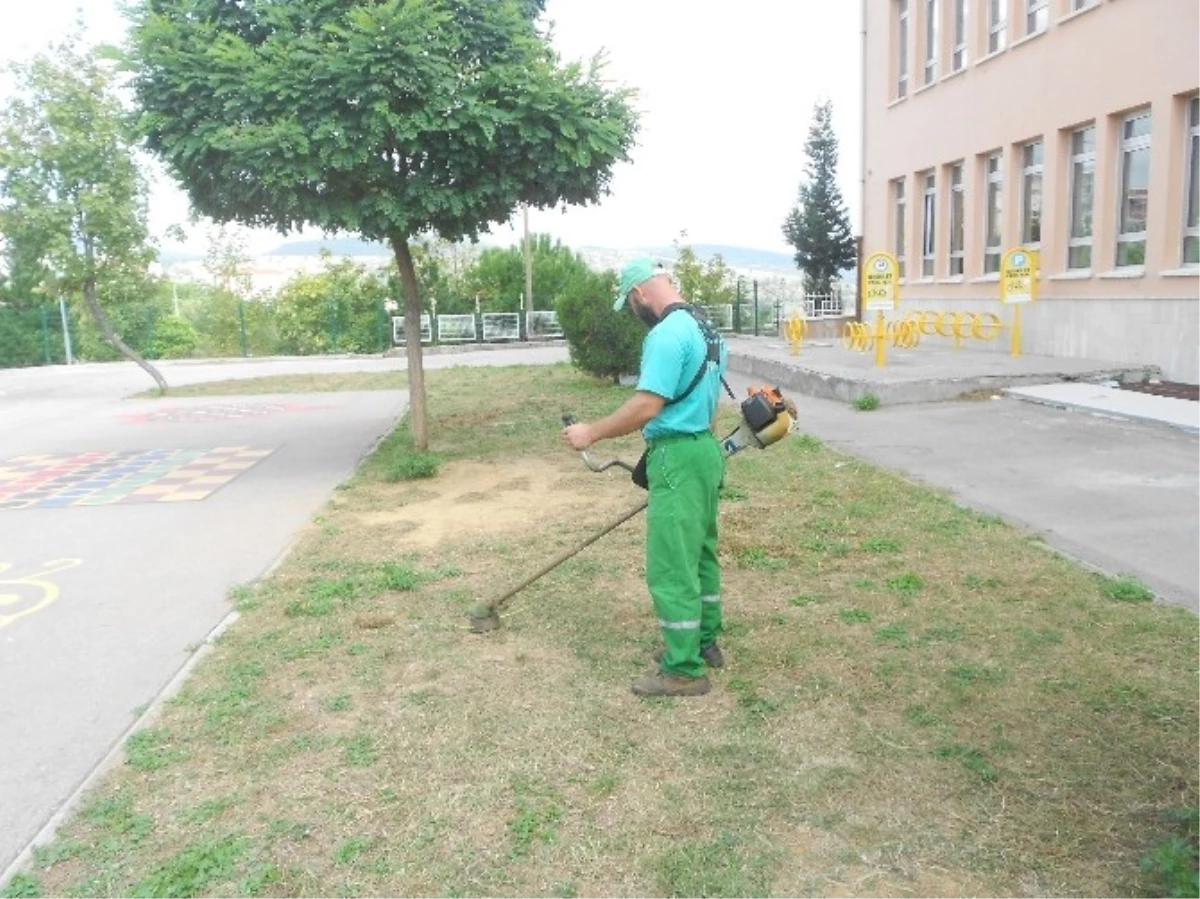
561;412;634;474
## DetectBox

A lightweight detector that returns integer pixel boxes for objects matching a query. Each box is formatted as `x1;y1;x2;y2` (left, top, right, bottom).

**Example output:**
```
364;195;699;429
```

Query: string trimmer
467;386;797;633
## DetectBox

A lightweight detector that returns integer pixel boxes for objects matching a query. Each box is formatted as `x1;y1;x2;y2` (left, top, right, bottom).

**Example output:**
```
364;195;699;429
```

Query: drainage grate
1118;381;1199;402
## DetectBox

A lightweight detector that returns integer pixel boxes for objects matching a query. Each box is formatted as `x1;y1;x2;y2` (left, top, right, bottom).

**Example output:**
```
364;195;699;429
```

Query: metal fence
697;278;851;337
392;310;564;346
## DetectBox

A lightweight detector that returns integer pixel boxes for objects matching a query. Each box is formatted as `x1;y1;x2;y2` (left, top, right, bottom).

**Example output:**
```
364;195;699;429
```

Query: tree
463;234;594;313
0;38;168;389
672;242;736;307
131;0;638;449
273;255;391;355
781;100;856;295
555;267;642;384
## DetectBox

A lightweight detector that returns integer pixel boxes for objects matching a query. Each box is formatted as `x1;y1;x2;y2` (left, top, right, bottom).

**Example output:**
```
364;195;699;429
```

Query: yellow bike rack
785;315;807;355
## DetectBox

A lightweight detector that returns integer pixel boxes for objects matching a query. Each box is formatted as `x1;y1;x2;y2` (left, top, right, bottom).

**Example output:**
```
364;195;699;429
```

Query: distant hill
640;244;798;272
265;237;390;257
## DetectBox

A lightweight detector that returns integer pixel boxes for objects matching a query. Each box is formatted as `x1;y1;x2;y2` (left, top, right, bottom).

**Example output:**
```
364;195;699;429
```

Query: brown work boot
653;643;725;669
631;672;711;697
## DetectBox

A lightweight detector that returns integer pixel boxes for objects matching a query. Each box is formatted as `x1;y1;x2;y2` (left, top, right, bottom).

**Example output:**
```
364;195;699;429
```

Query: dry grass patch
12;363;1197;899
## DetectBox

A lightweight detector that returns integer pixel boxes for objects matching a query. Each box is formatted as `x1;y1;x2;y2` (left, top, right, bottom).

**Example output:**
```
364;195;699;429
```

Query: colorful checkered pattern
0;447;275;510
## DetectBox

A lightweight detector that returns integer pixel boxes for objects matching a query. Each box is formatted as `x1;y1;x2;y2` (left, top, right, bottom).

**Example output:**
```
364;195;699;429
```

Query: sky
0;0;864;258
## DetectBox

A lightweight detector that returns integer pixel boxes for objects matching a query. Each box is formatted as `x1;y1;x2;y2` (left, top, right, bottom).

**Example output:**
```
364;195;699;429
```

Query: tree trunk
391;235;429;451
82;275;169;395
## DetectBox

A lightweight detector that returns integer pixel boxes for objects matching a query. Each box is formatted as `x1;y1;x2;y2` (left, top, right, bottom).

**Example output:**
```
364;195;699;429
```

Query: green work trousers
645;432;723;679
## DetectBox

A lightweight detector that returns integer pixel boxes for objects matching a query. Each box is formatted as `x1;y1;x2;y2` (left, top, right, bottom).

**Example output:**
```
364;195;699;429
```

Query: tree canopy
781;100;856;294
130;0;639;446
0;37;167;390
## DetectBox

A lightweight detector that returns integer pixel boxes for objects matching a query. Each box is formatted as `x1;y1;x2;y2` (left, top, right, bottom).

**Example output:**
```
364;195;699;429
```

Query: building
862;0;1199;382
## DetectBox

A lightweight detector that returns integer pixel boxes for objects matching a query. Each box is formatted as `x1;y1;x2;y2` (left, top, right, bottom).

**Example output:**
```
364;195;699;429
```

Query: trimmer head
468;605;501;633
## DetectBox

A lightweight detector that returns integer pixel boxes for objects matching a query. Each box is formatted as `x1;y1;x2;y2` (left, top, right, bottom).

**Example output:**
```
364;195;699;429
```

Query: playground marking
0;559;82;629
0;446;275;510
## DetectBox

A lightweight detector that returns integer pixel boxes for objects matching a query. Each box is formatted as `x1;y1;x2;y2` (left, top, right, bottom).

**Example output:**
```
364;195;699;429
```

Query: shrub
555;268;642;383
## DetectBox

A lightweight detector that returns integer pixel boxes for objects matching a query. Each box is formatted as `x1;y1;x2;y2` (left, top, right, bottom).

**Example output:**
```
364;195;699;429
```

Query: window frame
924;0;938;85
893;177;908;278
949;162;965;276
1021;139;1044;248
897;0;910;98
1026;0;1048;35
1067;124;1096;270
1183;95;1199;267
988;0;1006;54
921;171;937;277
1115;109;1152;268
984;152;1003;274
952;0;968;70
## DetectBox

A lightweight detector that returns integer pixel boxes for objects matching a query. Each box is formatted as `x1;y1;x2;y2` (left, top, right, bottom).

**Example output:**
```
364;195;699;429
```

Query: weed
508;781;563;859
862;537;903;553
238;864;282;897
322;694;353;712
735;547;786;570
904;704;940;727
341;734;378;768
934;745;999;783
789;594;819;607
385;452;441;482
792;433;823;451
1101;574;1155;604
1140;807;1199;899
0;874;41;898
177;797;237;825
80;790;153;844
651;833;776;898
875;623;912;647
128;834;247;898
124;729;188;772
949;664;1006;688
839;608;874;624
719;484;749;501
333;836;375;866
886;573;924;597
853;393;881;411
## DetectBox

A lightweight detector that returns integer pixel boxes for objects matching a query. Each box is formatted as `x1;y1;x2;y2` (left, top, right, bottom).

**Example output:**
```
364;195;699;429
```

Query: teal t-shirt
637;309;728;440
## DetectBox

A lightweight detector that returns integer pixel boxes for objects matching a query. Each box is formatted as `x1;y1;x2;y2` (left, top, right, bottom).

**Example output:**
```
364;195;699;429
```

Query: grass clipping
18;364;1199;899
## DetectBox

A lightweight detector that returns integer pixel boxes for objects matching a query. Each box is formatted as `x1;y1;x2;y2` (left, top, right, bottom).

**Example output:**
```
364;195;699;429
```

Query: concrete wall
863;0;1200;381
890;295;1199;381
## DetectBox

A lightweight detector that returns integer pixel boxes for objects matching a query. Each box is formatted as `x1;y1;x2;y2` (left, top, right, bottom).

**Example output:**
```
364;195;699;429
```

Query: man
562;257;728;697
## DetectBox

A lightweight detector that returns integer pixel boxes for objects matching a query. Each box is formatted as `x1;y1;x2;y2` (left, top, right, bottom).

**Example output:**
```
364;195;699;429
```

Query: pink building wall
862;0;1199;380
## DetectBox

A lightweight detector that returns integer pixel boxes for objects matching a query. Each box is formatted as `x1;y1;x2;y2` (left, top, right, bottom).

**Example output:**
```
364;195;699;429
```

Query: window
1116;110;1151;267
949;162;965;275
984;152;1003;273
1021;140;1043;246
921;171;936;277
897;0;910;98
1026;0;1048;35
988;0;1006;53
1184;95;1199;266
924;0;938;85
893;177;907;277
1073;0;1097;10
952;0;968;70
1068;125;1095;269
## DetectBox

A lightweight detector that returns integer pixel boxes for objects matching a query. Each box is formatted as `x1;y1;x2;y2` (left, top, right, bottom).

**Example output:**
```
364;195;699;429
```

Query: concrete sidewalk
724;334;1162;405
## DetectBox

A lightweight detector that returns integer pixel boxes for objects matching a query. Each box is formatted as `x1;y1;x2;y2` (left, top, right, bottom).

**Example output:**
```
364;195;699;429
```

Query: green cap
613;257;662;311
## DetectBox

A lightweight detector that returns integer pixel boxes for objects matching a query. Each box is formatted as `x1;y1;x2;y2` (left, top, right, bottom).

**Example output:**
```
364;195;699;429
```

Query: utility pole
523;204;533;313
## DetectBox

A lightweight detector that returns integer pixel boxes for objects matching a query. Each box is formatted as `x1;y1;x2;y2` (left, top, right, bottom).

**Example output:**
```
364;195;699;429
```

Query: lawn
6;363;1197;898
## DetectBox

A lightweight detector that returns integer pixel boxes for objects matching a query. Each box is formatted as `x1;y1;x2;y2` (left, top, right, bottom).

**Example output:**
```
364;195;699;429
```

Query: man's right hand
563;422;595;451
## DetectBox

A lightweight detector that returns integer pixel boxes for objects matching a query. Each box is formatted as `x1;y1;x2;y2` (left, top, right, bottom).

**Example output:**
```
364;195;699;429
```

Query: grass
852;392;880;411
10;362;1198;899
133;371;408;398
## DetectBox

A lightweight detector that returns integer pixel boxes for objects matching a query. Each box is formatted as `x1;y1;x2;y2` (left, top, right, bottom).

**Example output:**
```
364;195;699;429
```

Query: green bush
555;268;643;384
151;314;200;359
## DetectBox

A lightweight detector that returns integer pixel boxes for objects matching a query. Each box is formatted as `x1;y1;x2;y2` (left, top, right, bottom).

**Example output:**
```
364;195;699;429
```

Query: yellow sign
862;252;900;311
1000;248;1038;304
